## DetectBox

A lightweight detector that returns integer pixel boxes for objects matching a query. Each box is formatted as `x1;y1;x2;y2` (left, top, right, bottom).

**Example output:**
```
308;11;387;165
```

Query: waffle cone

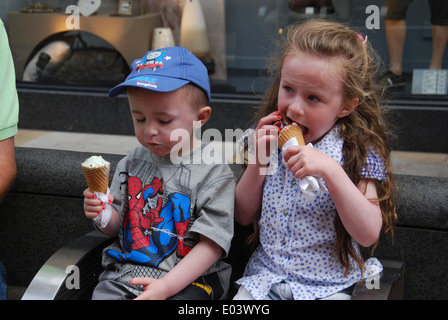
278;124;305;149
81;163;110;194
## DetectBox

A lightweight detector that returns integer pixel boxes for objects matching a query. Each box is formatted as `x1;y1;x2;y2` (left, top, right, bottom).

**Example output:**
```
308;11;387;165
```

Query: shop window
2;0;447;100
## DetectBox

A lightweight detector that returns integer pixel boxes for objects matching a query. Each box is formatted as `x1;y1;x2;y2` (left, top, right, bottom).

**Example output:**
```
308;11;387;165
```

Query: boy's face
128;87;209;157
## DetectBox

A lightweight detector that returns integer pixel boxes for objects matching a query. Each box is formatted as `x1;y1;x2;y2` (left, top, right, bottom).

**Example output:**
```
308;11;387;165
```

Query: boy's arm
83;188;120;237
98;205;121;237
131;235;223;300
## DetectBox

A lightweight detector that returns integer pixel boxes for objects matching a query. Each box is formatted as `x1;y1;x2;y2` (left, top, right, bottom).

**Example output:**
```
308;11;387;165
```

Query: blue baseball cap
108;46;211;103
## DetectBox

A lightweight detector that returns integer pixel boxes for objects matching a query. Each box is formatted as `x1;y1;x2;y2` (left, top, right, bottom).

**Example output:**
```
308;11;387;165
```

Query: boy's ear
337;98;359;118
196;106;211;126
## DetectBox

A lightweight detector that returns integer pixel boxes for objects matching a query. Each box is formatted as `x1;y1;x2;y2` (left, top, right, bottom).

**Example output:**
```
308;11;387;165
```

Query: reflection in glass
22;31;129;87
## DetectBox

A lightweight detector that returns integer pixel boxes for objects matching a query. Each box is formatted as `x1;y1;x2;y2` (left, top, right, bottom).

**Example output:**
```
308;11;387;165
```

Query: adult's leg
428;0;448;69
384;0;414;75
386;19;407;76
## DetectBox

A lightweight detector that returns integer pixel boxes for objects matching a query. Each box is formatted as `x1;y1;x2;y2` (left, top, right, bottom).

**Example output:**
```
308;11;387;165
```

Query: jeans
233;282;351;300
0;261;7;300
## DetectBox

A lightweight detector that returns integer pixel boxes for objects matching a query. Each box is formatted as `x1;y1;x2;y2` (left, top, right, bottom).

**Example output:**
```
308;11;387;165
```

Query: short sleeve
360;149;387;182
188;166;235;257
0;20;19;141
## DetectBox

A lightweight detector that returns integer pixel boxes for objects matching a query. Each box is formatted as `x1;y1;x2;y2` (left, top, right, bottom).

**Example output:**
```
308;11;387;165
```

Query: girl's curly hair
251;19;398;276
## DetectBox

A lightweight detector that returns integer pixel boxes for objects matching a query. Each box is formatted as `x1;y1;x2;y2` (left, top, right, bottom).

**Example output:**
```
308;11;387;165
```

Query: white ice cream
82;155;109;168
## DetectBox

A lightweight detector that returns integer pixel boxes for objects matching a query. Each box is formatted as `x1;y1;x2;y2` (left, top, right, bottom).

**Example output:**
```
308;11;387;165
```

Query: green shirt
0;19;19;141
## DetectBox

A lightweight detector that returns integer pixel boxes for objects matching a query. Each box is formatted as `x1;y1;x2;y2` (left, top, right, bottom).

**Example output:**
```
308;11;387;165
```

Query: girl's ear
337;98;359;118
196;106;212;126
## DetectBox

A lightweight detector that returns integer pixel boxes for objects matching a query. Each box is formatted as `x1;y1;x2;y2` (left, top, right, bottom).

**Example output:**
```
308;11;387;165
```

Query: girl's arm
234;162;266;225
324;165;382;247
283;146;383;247
234;112;281;226
131;235;223;300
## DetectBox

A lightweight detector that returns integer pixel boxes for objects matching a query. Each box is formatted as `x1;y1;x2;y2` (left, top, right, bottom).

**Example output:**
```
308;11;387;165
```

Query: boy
83;47;235;300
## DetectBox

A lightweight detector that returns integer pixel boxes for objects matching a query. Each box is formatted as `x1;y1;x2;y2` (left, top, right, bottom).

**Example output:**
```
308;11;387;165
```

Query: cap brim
108;76;190;97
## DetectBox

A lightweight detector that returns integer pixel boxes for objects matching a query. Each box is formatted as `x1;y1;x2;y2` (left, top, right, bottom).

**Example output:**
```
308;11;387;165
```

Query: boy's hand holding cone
81;156;112;228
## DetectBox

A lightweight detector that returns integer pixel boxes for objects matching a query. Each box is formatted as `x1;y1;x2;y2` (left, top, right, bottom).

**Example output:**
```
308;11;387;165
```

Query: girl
234;19;397;300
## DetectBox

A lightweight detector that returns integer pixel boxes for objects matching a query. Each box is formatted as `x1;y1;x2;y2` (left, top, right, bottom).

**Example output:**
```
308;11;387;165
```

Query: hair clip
357;33;368;45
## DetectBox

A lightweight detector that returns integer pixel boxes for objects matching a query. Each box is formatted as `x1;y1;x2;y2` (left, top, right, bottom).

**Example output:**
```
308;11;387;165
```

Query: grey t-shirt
98;145;235;297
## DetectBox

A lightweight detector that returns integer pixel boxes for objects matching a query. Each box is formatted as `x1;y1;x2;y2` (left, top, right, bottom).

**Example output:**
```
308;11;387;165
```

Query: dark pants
92;272;225;300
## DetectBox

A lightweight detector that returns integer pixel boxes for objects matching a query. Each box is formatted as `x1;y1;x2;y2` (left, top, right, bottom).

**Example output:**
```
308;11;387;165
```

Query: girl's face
128;87;205;156
277;52;358;145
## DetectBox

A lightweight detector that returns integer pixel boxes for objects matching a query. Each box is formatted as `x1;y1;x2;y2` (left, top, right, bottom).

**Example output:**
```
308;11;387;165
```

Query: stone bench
2;147;445;299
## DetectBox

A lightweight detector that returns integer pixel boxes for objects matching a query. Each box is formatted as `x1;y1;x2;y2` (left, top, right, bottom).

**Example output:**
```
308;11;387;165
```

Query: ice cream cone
278;124;305;149
81;156;110;194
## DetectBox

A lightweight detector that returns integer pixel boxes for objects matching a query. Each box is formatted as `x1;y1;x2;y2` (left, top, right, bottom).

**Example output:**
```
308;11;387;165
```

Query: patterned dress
236;125;385;300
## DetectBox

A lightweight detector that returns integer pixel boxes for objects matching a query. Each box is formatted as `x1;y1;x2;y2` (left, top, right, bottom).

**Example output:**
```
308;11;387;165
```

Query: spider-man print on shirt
107;174;192;267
